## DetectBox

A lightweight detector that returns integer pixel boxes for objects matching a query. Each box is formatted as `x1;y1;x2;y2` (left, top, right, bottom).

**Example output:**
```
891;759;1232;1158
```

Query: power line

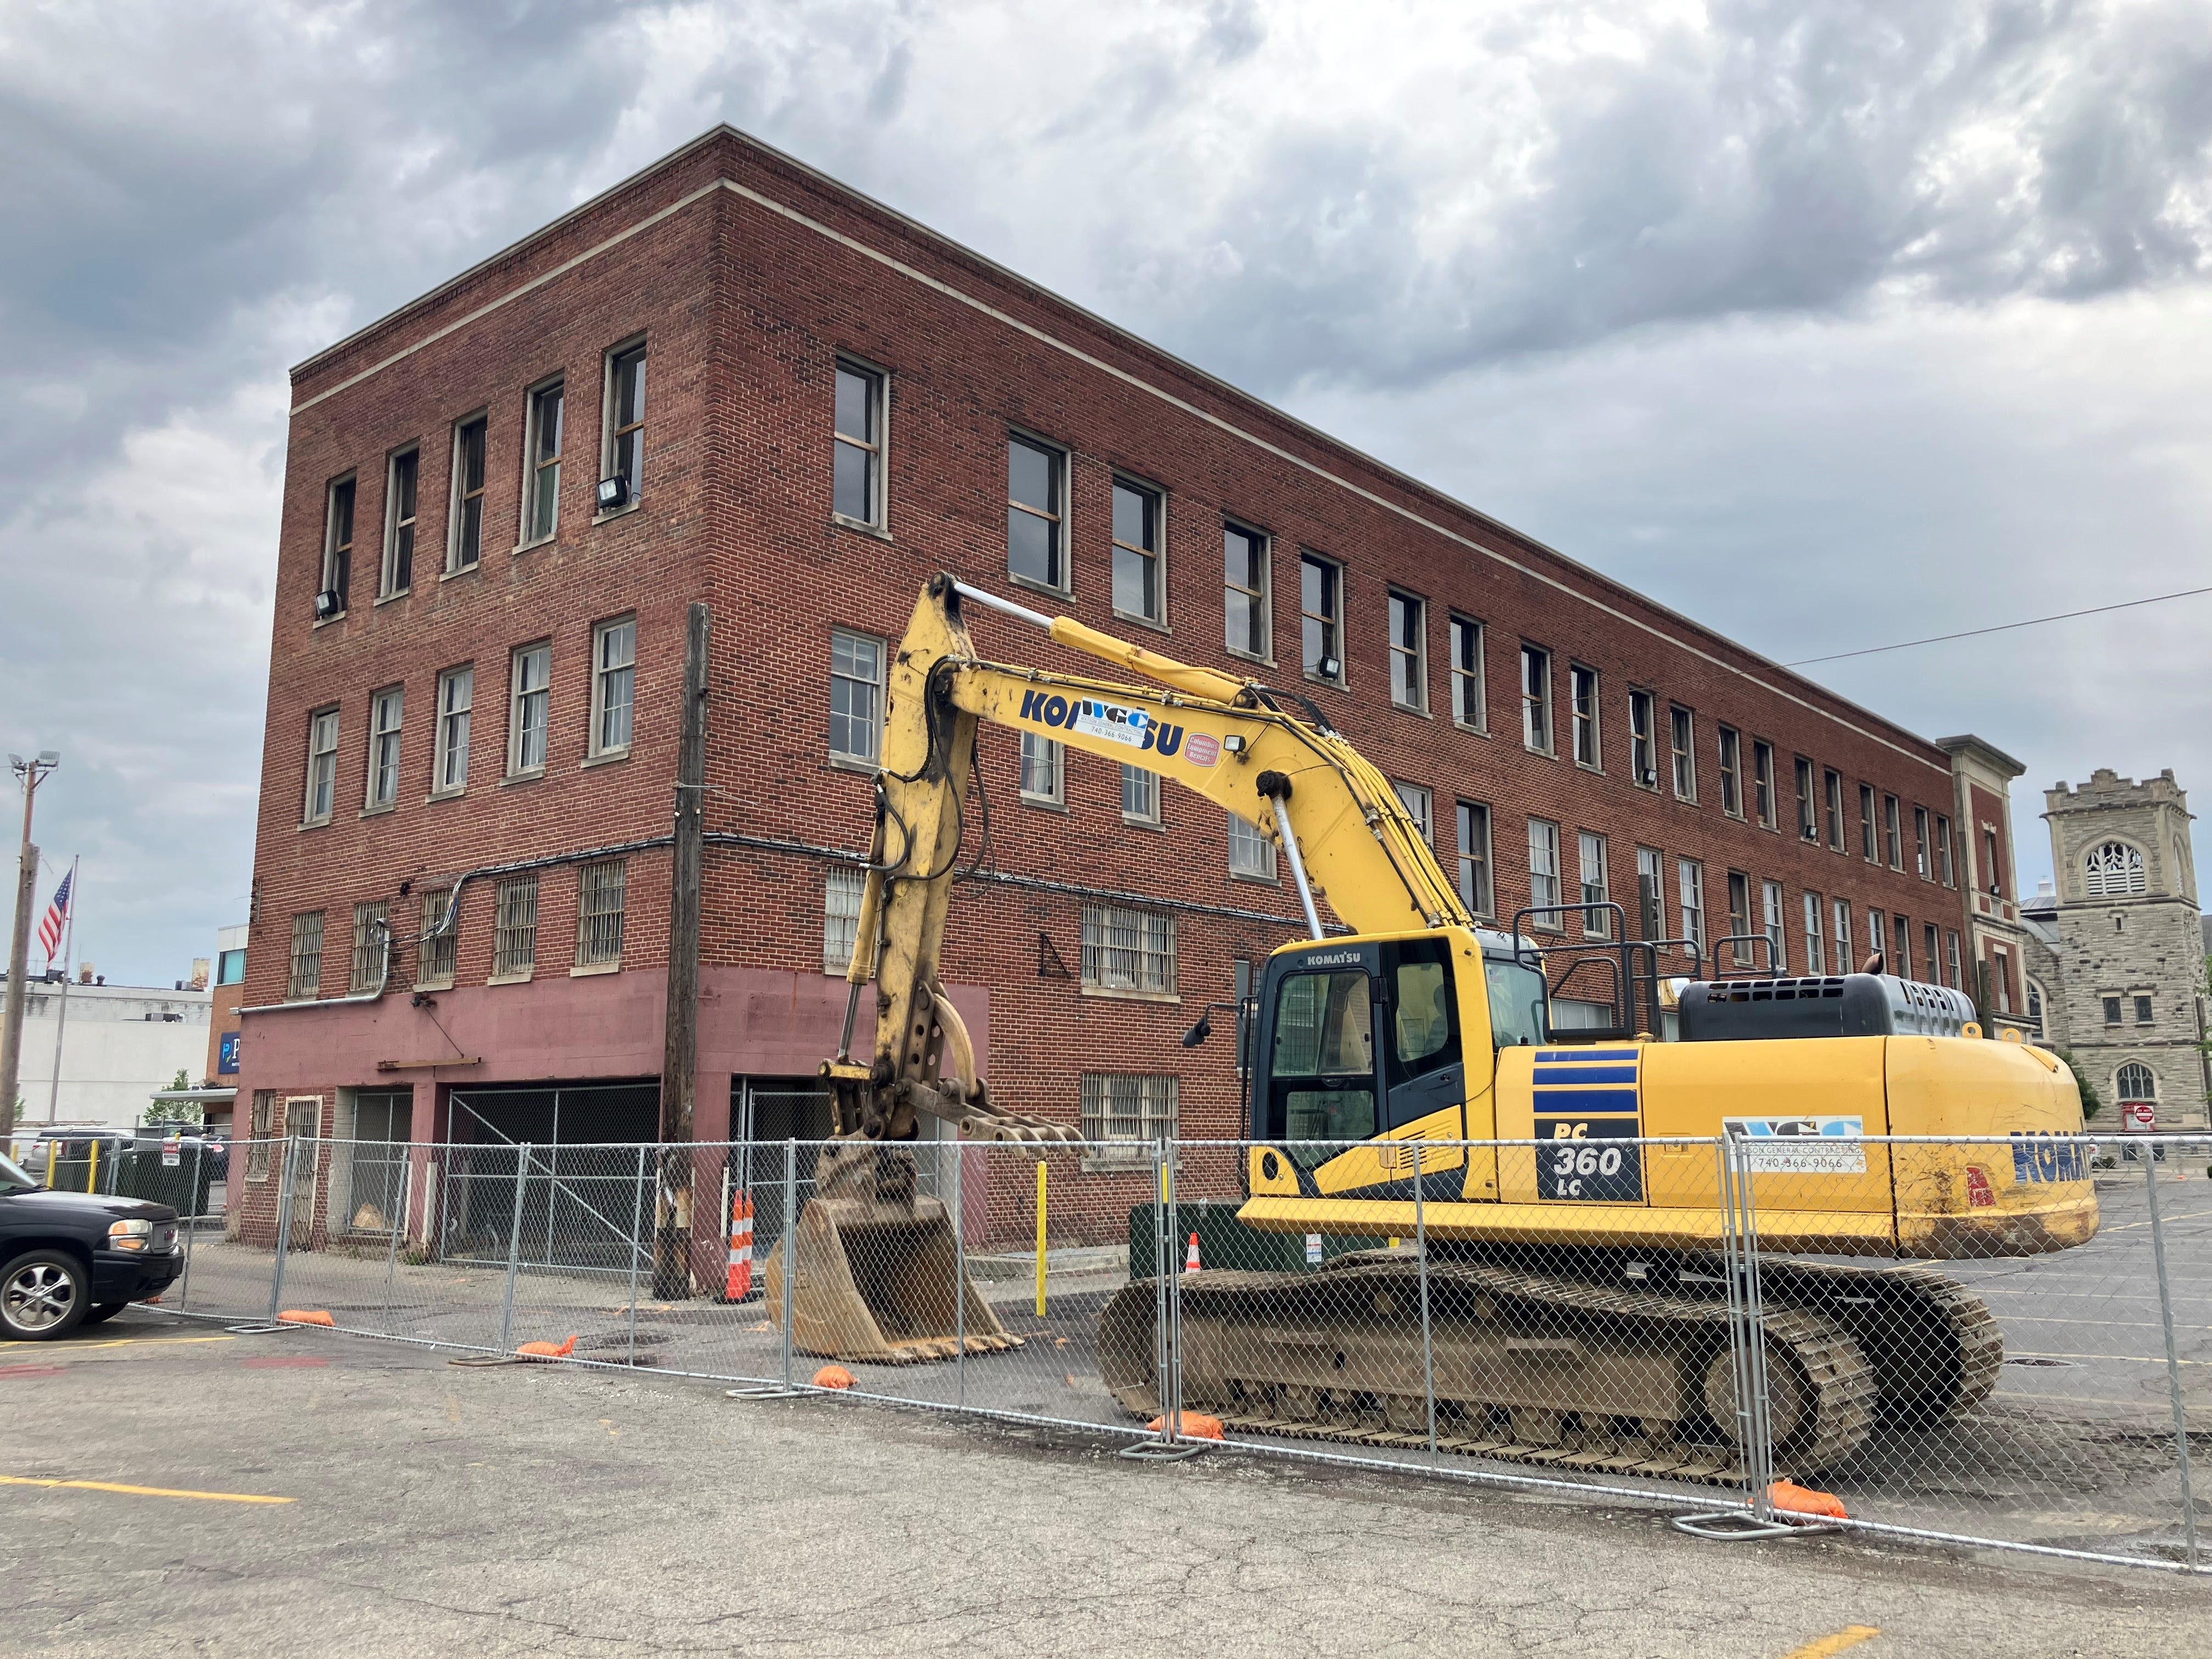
1786;585;2212;668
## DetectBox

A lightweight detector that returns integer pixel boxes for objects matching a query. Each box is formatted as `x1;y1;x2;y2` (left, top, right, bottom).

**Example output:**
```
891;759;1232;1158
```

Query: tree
145;1071;202;1128
2054;1051;2101;1120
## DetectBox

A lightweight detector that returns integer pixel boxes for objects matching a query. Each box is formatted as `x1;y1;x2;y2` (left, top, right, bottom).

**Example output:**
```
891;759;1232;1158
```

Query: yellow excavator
764;573;2095;1475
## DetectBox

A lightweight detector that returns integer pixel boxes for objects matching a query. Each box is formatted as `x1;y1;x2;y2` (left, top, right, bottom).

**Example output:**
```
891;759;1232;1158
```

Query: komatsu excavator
764;573;2095;1475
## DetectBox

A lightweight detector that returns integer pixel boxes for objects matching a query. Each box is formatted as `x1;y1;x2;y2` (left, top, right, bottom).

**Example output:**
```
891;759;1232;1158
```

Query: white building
11;979;211;1125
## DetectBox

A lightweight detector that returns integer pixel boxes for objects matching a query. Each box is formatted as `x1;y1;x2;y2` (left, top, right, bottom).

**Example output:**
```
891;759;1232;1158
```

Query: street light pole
0;751;60;1142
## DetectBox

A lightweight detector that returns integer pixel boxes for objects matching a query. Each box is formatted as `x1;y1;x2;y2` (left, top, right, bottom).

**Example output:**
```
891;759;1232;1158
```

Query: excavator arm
826;572;1470;1147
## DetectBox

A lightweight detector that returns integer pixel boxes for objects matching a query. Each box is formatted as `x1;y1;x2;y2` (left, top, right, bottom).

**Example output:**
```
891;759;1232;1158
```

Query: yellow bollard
87;1139;99;1194
1035;1160;1047;1318
46;1141;58;1189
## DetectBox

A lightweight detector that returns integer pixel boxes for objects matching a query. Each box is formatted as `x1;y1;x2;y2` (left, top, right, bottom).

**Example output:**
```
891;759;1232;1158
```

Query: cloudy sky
5;0;2211;983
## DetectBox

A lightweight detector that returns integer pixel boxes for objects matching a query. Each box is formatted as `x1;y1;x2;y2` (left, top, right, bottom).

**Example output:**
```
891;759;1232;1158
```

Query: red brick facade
234;129;2007;1203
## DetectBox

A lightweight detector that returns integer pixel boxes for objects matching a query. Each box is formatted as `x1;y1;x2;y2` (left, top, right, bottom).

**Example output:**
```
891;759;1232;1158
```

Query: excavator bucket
761;1194;1022;1365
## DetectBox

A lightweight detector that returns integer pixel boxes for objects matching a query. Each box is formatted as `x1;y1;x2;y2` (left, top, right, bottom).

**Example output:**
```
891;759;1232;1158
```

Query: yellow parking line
1780;1628;1881;1659
0;1475;292;1505
65;1335;236;1352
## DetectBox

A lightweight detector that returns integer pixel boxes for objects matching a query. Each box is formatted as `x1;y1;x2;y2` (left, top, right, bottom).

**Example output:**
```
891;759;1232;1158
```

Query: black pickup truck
0;1151;184;1339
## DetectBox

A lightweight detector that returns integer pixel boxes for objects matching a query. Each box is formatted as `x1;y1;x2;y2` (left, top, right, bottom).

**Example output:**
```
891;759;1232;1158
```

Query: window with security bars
247;1091;276;1182
1081;905;1175;995
1080;1073;1177;1146
575;860;625;968
824;866;865;972
1228;811;1276;879
493;876;539;979
351;901;388;992
287;911;324;1000
418;889;456;987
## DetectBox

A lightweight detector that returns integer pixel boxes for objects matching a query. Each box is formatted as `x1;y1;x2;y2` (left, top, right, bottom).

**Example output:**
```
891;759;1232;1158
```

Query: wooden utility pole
655;603;709;1297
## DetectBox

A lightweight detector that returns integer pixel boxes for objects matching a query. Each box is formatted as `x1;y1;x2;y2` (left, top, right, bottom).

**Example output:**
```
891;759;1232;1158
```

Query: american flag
36;867;71;963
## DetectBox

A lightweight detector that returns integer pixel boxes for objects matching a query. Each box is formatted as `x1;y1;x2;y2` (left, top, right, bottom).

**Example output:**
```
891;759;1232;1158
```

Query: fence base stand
1672;1509;1799;1541
448;1355;524;1368
222;1322;298;1335
1119;1438;1211;1464
724;1385;808;1400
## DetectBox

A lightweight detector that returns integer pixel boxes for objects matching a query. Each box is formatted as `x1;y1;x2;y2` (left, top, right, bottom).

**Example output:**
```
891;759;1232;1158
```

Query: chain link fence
156;1130;2209;1575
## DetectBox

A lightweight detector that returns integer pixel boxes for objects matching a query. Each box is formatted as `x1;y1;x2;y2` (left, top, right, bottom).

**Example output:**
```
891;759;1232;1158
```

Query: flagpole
45;856;75;1125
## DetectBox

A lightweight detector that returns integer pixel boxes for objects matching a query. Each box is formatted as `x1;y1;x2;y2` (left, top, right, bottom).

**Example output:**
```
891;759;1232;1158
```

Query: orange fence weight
278;1310;334;1327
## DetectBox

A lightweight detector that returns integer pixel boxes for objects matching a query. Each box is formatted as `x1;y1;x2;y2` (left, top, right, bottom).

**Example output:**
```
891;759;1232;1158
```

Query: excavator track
1758;1259;2004;1424
1100;1254;1880;1482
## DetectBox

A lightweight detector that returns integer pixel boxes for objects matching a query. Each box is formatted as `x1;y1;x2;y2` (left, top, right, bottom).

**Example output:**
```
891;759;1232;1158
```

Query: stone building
2019;769;2210;1129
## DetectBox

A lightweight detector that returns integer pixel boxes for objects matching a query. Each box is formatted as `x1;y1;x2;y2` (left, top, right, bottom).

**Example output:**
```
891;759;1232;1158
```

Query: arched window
2024;978;2046;1039
2116;1062;2157;1103
2084;841;2146;897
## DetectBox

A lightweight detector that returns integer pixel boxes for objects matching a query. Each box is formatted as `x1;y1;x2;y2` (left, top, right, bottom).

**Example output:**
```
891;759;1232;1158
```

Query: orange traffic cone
723;1189;755;1302
1184;1232;1201;1273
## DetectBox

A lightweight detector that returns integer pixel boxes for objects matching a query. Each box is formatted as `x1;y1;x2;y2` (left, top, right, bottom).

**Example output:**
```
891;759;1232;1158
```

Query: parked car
0;1150;183;1339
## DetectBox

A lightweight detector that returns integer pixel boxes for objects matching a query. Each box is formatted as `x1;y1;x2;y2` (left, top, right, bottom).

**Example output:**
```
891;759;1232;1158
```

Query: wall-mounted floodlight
596;475;631;512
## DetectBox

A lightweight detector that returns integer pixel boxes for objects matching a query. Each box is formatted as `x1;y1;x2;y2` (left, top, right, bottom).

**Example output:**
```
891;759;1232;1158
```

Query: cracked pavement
4;1310;2204;1657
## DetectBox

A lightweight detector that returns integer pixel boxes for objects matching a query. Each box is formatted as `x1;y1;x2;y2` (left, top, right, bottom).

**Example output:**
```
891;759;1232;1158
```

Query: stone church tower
2035;769;2209;1128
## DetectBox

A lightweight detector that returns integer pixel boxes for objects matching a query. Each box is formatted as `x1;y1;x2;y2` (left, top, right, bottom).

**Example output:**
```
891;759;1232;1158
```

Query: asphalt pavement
3;1307;2206;1657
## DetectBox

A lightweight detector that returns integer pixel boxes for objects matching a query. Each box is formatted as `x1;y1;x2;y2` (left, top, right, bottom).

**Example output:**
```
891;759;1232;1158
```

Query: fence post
1120;1134;1206;1462
952;1137;967;1412
267;1136;296;1320
1414;1141;1436;1465
2143;1143;2199;1568
780;1138;797;1390
499;1142;528;1351
628;1144;646;1368
381;1155;409;1328
178;1140;201;1311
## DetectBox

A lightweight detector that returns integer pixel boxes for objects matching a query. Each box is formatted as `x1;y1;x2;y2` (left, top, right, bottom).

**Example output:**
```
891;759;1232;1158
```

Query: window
1628;691;1657;788
365;687;402;810
1121;764;1160;825
1081;905;1176;995
1726;871;1752;963
1914;807;1932;879
1394;782;1434;844
1448;616;1485;730
2135;994;2155;1026
217;947;246;985
1883;795;1904;869
320;476;354;613
1007;435;1065;590
603;341;646;500
508;642;551;776
1389;592;1426;710
1833;898;1852;968
1892;914;1911;979
287;911;324;1001
1579;831;1610;938
1570;664;1600;768
2117;1062;2156;1104
1717;726;1742;816
1752;741;1776;828
1803;892;1825;973
576;859;626;969
351;901;388;992
1859;785;1878;861
1944;930;1962;991
2104;995;2124;1026
1677;859;1706;955
823;867;865;973
1528;819;1562;924
1521;646;1552;753
1223;522;1269;658
1111;477;1163;622
1825;769;1846;851
1635;847;1666;939
1457;802;1493;917
1795;757;1818;840
832;359;883;528
1867;909;1886;969
1923;923;1940;984
1984;827;2004;897
2025;977;2046;1035
381;447;417;597
1935;815;1955;885
1760;881;1785;972
434;667;473;794
303;707;339;825
2085;841;2147;896
1019;733;1063;805
1669;706;1696;800
418;889;456;988
1081;1073;1178;1146
448;415;487;572
591;617;636;757
1228;811;1277;880
524;380;563;544
1993;945;2013;1012
492;876;538;979
1300;554;1341;680
828;627;884;766
246;1092;276;1181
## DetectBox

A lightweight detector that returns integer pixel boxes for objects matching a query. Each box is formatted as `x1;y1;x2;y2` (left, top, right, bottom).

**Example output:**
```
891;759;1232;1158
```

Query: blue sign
217;1031;240;1075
